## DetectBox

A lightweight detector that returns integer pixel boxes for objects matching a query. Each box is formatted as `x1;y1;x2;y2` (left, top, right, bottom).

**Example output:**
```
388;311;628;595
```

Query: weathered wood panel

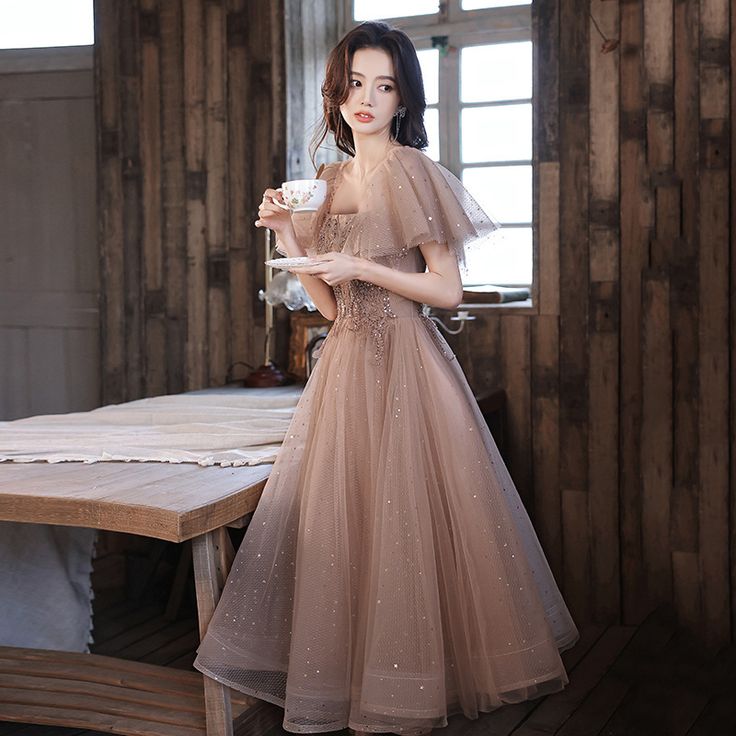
640;270;673;607
159;0;187;394
558;0;591;622
0;52;98;420
182;0;208;391
140;0;166;398
94;0;286;401
530;315;562;580
698;0;730;647
119;1;144;400
89;0;736;648
205;0;229;387
670;0;701;634
588;0;620;623
618;0;652;626
454;0;736;646
501;316;532;508
227;0;252;384
731;0;736;643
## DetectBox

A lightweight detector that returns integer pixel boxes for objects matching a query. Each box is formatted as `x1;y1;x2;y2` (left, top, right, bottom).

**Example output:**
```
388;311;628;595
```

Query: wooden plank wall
284;0;344;179
94;0;286;404
91;0;734;646
448;0;733;647
0;50;99;420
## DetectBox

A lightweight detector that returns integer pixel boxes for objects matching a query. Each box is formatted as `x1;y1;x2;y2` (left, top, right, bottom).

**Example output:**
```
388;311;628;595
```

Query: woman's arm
257;187;338;322
358;241;463;310
277;229;338;321
292;240;463;311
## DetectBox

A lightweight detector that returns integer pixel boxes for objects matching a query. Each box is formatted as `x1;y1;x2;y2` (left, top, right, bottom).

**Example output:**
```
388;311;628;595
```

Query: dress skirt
194;312;579;734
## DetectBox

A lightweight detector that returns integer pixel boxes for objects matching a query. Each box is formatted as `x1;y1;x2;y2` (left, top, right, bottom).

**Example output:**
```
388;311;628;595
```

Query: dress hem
193;658;571;734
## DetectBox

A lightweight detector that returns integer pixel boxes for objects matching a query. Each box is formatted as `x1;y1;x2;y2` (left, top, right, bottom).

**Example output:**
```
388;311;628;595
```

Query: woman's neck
347;137;402;182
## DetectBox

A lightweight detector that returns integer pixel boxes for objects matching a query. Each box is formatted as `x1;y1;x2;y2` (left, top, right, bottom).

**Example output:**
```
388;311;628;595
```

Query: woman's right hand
256;188;295;238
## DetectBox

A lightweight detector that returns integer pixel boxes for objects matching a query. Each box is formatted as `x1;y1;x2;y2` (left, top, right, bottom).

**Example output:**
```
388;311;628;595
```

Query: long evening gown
194;145;579;734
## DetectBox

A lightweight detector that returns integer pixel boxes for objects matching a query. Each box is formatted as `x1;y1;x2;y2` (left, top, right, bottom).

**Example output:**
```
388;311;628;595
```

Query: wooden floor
0;596;734;736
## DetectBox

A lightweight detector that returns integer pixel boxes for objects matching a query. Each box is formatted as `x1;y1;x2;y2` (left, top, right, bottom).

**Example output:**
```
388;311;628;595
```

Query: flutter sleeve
350;146;501;275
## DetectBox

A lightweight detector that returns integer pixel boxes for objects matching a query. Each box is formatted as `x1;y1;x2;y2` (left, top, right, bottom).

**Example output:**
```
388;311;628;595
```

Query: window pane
462;0;530;9
353;0;439;21
461;41;532;102
417;48;439;105
462;103;531;163
424;107;439;161
463;227;532;286
463;165;531;223
0;0;93;49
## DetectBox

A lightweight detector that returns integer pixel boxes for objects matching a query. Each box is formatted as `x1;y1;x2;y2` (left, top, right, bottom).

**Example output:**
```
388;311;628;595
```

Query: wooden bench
0;461;276;736
0;645;259;736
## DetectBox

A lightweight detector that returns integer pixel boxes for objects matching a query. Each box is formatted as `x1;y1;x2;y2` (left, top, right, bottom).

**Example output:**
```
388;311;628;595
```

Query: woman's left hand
288;252;364;286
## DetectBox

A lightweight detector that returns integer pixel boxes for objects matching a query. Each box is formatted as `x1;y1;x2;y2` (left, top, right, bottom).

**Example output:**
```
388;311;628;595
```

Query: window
0;0;94;50
341;0;532;289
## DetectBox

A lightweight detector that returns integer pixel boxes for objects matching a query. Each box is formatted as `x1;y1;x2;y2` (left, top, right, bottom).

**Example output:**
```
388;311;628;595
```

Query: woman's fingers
261;199;287;213
255;201;279;227
255;187;292;228
269;190;290;211
259;200;290;219
257;204;286;224
262;188;288;208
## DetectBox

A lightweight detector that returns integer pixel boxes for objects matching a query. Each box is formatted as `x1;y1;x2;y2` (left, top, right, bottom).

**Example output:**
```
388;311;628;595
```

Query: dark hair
309;21;428;167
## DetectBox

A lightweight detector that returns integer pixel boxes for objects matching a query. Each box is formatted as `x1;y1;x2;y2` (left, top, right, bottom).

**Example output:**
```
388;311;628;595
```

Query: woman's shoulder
316;146;426;177
391;144;428;162
388;145;439;175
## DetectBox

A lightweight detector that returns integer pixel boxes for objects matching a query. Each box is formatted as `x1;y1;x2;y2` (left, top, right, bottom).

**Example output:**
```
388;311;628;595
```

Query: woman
194;20;579;736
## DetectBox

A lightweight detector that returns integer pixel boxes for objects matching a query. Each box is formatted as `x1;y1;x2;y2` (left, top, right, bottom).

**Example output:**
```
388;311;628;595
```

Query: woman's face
339;47;401;142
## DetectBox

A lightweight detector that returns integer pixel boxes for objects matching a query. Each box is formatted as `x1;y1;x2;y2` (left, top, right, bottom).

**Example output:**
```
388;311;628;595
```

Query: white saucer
265;256;321;270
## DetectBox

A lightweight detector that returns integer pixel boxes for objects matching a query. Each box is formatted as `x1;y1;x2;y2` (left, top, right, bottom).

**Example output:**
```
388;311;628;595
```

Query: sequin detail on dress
314;165;405;365
418;312;456;362
336;278;398;364
318;214;398;364
193;147;579;735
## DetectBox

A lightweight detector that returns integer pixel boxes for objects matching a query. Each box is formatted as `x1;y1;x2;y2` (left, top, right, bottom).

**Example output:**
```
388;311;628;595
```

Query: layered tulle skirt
194;314;579;734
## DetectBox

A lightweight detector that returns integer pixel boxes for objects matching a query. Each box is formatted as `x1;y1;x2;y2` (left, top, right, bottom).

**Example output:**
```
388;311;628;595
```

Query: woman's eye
349;80;393;92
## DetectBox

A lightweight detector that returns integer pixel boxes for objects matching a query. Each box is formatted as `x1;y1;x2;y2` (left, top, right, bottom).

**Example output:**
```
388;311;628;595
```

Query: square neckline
325;162;359;217
325;146;405;218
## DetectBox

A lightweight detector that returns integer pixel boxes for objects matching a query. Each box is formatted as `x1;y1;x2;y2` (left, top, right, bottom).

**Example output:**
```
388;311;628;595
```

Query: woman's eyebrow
349;70;397;82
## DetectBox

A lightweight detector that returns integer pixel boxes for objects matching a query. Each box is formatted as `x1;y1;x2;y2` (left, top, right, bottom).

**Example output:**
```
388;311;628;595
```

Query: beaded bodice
315;211;454;365
311;160;455;365
314;213;402;362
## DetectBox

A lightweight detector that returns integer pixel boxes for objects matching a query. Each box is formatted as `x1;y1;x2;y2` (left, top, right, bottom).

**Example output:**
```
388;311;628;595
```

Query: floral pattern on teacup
281;182;319;210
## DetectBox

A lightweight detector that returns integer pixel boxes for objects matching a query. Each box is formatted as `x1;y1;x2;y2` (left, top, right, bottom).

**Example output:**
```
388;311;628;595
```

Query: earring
394;105;407;139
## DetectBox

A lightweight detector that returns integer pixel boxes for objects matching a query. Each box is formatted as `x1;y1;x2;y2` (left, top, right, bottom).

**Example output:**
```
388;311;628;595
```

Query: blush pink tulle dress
193;145;579;734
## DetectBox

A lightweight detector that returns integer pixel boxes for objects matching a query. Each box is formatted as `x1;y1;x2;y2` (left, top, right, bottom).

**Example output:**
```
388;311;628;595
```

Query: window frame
339;0;536;311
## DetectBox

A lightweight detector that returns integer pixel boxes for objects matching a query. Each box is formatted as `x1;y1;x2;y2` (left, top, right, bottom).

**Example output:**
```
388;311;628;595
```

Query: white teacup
278;178;327;212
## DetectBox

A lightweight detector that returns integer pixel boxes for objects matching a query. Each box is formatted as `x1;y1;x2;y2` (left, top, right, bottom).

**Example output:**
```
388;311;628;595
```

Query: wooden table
0;461;274;736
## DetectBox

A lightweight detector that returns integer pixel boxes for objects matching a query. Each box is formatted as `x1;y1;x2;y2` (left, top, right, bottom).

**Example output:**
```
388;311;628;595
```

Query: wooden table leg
193;527;236;736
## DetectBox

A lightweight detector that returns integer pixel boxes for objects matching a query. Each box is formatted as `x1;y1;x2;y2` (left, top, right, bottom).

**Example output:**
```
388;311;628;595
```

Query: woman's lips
355;112;374;122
